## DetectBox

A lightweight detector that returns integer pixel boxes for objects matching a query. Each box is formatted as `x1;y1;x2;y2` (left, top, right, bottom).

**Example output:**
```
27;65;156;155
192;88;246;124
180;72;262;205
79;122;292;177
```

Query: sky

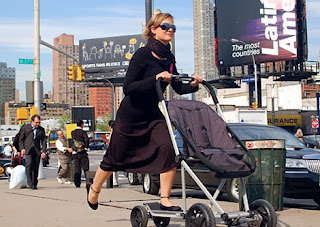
0;0;319;101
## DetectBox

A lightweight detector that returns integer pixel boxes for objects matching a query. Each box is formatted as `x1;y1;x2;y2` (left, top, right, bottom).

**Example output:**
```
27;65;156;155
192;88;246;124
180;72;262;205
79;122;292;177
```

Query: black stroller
130;76;277;227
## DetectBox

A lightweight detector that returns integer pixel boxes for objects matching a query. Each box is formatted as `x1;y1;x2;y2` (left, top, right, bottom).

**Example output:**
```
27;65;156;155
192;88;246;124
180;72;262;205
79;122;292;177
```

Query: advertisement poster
79;34;147;74
216;0;298;67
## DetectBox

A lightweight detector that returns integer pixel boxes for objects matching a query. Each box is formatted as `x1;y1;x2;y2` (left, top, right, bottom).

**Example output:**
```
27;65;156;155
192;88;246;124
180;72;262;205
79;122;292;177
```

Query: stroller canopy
167;100;255;178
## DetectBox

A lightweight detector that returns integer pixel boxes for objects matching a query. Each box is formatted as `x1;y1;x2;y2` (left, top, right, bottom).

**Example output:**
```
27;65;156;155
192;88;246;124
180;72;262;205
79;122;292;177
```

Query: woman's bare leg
160;167;177;207
88;167;113;204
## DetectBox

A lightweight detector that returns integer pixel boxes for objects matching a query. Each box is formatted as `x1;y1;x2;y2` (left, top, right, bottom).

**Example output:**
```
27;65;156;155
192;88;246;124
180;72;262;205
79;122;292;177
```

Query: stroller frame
130;76;276;227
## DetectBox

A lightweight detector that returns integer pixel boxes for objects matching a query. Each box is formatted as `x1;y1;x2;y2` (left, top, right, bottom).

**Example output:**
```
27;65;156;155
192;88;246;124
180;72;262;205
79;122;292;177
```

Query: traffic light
67;65;76;81
17;108;28;120
252;102;258;109
76;65;85;81
30;106;38;117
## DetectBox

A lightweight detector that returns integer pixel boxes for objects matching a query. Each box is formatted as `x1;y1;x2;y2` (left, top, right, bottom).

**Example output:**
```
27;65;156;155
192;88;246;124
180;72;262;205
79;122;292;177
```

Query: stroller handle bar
156;75;219;105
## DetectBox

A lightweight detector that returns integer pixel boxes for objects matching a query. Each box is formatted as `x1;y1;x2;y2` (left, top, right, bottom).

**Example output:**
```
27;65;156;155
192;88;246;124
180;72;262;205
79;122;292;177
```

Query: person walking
55;130;73;184
86;11;202;211
294;128;304;143
3;143;13;157
71;120;90;188
18;114;47;190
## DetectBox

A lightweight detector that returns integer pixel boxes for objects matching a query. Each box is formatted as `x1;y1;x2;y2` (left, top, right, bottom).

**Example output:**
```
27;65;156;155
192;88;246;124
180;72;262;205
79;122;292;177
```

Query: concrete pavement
0;178;319;227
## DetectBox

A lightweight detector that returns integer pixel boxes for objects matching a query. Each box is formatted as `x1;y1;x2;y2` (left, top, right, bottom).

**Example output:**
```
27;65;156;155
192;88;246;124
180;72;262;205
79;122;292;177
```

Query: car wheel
142;173;160;195
226;178;239;202
128;173;140;185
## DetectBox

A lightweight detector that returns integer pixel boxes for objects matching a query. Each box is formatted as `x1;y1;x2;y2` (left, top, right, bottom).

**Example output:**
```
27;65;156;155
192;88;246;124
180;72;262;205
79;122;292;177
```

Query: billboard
71;106;95;132
79;34;147;74
216;0;299;67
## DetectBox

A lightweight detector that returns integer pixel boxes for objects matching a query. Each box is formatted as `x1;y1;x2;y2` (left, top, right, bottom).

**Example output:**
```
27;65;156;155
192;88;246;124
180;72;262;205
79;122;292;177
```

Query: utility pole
34;0;41;114
145;0;152;25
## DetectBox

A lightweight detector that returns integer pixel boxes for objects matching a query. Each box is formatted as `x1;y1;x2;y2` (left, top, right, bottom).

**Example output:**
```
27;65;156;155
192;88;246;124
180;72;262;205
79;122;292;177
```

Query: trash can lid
245;140;285;150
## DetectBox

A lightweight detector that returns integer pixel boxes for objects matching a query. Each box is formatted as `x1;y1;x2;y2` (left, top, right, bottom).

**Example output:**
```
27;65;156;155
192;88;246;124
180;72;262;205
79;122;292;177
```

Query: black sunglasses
159;23;176;32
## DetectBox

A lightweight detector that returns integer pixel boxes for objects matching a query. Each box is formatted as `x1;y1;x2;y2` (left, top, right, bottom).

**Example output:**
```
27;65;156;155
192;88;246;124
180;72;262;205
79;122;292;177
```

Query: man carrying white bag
9;164;27;189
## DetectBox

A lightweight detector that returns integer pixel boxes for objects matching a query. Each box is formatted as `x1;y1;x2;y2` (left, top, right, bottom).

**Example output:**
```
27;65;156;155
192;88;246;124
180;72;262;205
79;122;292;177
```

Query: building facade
0;62;15;124
52;33;89;106
193;0;216;100
89;87;112;119
4;101;69;125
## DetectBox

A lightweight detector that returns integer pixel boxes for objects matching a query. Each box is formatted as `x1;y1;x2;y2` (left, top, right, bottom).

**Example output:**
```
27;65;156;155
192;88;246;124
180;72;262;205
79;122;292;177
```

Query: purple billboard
216;0;299;67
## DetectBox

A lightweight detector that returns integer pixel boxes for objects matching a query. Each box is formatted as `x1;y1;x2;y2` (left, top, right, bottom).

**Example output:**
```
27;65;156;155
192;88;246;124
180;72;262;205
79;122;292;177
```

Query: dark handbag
73;140;85;152
12;155;24;168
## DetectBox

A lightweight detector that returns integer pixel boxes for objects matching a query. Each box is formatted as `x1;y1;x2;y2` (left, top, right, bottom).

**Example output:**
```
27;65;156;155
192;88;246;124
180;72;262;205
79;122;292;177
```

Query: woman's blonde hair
142;12;174;40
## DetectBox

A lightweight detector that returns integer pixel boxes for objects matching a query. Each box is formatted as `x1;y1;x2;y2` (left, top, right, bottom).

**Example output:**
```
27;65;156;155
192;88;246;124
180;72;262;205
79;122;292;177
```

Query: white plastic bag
9;165;27;189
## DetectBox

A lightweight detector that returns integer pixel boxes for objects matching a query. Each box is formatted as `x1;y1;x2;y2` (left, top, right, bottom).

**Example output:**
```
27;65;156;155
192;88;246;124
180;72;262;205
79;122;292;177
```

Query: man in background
71;120;89;188
19;114;46;190
56;130;73;184
3;143;13;157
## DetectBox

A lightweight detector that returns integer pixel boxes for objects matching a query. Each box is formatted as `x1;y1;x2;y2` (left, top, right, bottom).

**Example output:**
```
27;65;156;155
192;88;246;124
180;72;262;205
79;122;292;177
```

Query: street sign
18;58;33;64
312;118;319;129
40;103;47;111
242;77;255;83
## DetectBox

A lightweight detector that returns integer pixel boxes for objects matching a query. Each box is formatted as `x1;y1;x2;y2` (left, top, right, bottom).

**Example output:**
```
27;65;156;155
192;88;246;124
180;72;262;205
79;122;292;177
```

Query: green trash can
240;139;286;211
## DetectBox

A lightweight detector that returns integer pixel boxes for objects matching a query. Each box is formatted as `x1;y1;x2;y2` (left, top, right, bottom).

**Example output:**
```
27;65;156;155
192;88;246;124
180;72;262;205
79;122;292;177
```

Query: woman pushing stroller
87;11;202;211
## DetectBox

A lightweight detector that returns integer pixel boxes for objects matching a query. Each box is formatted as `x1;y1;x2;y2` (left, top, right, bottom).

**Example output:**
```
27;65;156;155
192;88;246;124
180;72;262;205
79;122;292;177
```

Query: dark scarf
146;37;174;60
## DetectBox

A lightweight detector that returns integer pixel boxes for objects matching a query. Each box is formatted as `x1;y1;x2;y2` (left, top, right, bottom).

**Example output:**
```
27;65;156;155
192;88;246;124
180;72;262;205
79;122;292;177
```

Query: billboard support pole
231;38;259;107
252;55;258;107
104;78;115;121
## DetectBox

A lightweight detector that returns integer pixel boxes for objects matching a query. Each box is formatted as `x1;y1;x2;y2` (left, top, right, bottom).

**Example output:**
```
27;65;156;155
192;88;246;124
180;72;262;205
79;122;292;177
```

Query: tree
95;114;112;132
58;110;72;129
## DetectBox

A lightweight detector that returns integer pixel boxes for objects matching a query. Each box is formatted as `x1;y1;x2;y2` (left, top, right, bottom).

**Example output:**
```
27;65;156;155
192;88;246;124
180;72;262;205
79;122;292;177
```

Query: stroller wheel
153;217;170;227
249;199;277;227
185;203;215;227
130;205;149;227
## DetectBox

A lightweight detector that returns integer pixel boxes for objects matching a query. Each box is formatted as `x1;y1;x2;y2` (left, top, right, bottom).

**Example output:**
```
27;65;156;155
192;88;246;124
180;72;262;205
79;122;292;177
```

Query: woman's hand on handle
190;74;203;87
156;71;172;83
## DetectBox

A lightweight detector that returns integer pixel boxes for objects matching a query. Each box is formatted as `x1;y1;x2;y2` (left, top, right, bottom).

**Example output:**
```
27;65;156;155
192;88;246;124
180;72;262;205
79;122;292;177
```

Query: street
42;151;320;208
1;150;320;226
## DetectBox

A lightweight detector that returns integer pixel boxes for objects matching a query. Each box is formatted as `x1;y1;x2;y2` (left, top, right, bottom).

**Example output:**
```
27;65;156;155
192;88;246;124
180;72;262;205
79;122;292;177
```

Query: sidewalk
0;178;319;227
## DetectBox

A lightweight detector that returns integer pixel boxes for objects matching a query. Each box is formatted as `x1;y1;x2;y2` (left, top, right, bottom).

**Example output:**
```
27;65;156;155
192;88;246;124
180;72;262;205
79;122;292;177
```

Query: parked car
0;148;12;177
128;131;240;201
134;123;320;205
229;123;320;205
303;135;320;149
89;139;107;151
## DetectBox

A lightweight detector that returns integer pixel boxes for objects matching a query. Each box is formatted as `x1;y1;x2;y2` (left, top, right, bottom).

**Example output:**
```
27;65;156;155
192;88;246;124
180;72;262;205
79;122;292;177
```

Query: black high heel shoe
86;183;100;210
159;196;182;211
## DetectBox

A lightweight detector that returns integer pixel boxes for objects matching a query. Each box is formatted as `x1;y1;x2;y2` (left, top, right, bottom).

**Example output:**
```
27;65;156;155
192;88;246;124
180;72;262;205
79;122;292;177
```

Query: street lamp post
103;78;115;121
231;38;258;107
